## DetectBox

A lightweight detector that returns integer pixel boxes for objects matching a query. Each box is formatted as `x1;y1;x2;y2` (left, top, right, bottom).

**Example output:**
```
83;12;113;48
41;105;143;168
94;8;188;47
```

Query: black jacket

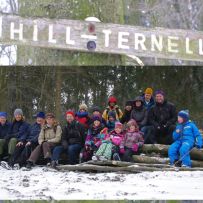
0;121;12;139
120;110;132;124
148;100;177;128
61;120;85;148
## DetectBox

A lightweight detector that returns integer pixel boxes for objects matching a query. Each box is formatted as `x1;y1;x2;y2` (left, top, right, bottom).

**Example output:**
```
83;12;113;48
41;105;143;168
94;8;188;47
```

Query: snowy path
0;166;203;200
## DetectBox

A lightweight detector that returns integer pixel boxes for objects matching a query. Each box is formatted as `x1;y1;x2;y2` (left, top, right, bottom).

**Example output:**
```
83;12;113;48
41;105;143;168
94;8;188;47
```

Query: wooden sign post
1;13;203;62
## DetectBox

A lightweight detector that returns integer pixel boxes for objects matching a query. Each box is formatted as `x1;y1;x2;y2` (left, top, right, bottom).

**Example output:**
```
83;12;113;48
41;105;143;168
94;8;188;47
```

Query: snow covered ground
0;166;203;200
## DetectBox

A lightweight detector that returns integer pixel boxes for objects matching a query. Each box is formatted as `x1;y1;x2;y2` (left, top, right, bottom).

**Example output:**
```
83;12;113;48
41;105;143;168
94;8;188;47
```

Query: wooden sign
1;13;203;62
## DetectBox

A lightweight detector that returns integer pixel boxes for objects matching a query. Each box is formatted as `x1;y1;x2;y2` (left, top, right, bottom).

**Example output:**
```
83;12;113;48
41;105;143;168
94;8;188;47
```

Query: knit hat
145;88;153;95
134;96;144;103
125;100;133;106
45;113;55;119
92;106;101;113
92;116;102;123
0;112;7;118
108;111;116;119
155;90;165;97
115;121;123;129
108;96;117;104
178;110;189;122
14;109;23;116
127;119;139;129
66;110;75;118
79;103;88;111
36;112;45;119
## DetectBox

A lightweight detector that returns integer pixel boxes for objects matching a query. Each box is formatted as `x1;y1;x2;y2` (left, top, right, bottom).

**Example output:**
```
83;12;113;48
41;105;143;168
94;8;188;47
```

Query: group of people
0;88;202;170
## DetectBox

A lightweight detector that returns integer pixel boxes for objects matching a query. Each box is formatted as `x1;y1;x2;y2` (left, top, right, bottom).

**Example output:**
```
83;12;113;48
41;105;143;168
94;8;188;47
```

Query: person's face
94;120;100;127
80;108;86;113
46;117;55;125
155;94;164;104
109;102;115;107
115;127;122;134
129;125;136;132
93;111;101;116
66;114;74;123
109;116;115;122
36;117;45;125
15;114;22;121
125;105;132;111
135;101;142;107
0;116;6;124
145;94;152;101
178;116;184;124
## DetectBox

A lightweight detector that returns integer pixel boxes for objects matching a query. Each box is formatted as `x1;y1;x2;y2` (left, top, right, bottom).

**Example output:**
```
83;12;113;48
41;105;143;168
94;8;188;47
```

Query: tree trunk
141;144;203;161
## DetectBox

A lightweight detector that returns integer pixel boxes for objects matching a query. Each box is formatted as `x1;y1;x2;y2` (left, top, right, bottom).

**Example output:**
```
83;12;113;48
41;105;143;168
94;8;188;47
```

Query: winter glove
132;144;139;152
119;148;125;154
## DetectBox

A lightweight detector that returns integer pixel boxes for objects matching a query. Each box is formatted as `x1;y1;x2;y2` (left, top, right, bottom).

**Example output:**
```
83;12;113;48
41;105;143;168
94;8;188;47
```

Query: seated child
106;111;117;133
92;122;124;161
168;110;202;168
82;116;105;162
120;119;144;162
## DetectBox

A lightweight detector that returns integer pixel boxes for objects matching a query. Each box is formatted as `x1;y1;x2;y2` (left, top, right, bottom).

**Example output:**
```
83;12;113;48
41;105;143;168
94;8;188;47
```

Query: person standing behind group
75;103;91;130
0;112;12;160
1;112;45;169
51;110;85;167
102;96;123;122
1;109;30;162
26;113;62;169
120;101;133;124
142;88;155;111
148;90;177;145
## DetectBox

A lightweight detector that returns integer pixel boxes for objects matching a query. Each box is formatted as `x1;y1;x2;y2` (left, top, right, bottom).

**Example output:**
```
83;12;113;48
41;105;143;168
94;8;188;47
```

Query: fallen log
141;144;203;161
133;155;203;168
57;163;203;173
85;160;171;168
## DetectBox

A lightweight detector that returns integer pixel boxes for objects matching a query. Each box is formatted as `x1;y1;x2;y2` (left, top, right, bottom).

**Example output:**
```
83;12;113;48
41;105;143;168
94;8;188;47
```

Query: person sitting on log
26;113;62;169
1;112;45;170
120;100;133;124
90;106;106;126
106;111;117;133
0;109;30;169
148;90;177;145
75;103;91;130
120;119;144;162
51;110;85;168
92;122;124;161
142;87;155;111
0;112;12;161
168;110;202;168
102;96;123;122
82;116;105;162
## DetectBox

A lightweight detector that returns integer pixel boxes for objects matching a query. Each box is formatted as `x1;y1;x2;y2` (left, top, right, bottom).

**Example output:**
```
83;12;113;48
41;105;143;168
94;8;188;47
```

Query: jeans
52;144;81;165
141;126;156;144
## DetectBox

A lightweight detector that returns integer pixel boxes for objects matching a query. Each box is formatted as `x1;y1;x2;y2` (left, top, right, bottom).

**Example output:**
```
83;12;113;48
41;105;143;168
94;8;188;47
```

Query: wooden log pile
56;144;203;173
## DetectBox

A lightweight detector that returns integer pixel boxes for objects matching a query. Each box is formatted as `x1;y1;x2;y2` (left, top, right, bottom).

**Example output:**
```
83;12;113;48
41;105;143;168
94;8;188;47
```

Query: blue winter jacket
7;120;30;142
0;121;12;139
173;121;202;148
26;122;41;144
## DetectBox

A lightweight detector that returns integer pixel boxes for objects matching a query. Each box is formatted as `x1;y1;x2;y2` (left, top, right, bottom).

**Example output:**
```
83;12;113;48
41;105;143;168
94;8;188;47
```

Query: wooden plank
1;13;203;62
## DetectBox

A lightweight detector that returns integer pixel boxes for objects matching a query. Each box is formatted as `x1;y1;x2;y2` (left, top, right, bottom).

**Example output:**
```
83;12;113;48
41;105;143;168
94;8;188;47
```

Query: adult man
143;87;155;111
148;90;177;145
